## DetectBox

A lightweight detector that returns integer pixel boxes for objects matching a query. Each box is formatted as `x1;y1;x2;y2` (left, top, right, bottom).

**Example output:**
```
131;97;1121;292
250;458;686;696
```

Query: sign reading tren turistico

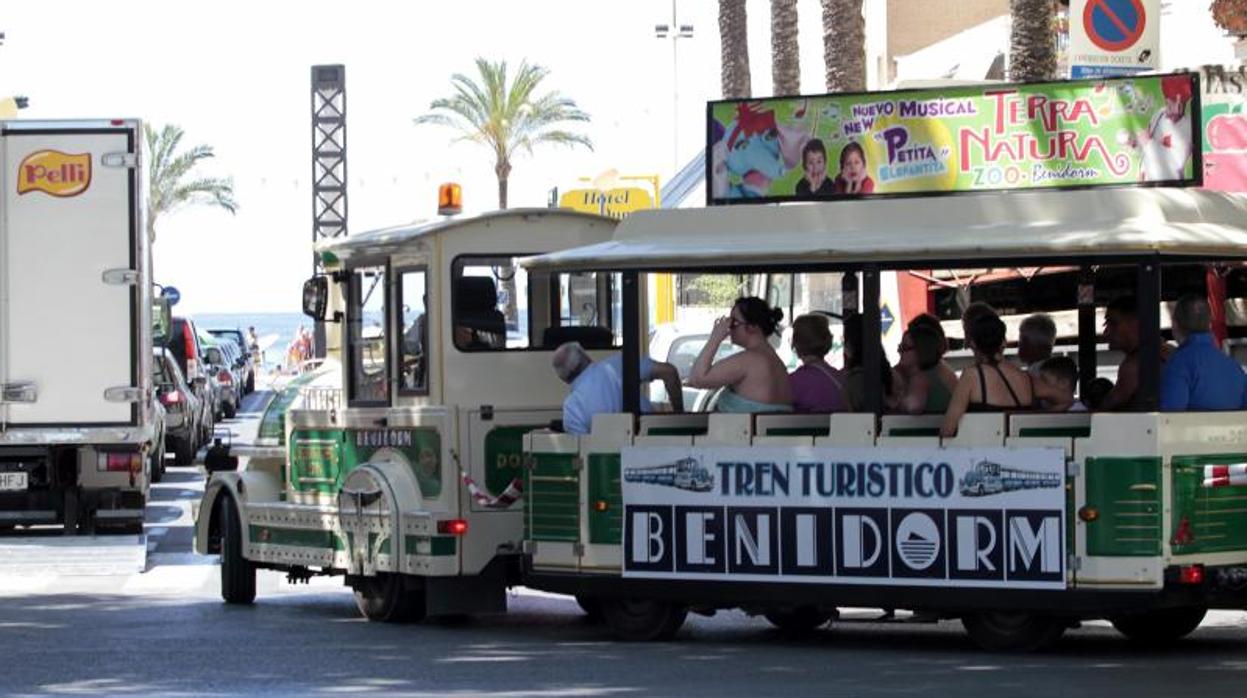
706;72;1201;205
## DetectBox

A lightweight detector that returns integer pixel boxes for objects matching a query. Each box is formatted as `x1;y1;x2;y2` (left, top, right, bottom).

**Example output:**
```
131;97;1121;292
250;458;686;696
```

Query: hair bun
771;307;784;323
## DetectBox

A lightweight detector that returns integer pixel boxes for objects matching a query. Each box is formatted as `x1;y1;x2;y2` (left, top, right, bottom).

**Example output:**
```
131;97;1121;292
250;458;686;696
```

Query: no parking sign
1069;0;1159;79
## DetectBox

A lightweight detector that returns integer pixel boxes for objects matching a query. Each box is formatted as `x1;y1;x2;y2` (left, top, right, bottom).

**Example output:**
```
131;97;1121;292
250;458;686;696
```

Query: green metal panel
587;453;623;545
404;535;457;556
287;427;442;497
1018;426;1090;438
525;451;580;542
888;427;940;437
1084;456;1162;556
483;425;545;495
763;426;830;437
645;426;707;436
1171;453;1247;555
248;525;342;550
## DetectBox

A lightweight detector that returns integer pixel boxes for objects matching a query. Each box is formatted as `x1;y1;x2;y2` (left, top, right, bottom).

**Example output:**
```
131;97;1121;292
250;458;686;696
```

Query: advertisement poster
1196;65;1247;192
706;72;1200;205
622;445;1066;590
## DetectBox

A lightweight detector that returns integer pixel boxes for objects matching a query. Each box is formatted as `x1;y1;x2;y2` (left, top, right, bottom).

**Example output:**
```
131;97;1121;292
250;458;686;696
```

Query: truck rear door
1;124;140;426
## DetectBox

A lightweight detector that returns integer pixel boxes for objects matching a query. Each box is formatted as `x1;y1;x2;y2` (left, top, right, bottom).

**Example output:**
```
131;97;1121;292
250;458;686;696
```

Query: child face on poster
837;142;871;194
802;140;828;190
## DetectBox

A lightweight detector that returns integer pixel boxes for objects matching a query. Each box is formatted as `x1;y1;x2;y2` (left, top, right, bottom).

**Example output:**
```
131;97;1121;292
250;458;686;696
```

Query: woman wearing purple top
787;314;848;412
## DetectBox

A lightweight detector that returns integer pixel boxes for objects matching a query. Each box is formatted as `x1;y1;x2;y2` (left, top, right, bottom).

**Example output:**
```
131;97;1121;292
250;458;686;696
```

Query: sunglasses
899;343;915;352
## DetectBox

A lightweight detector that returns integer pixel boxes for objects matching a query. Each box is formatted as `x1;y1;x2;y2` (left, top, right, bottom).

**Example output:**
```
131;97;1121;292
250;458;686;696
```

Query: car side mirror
303;276;329;321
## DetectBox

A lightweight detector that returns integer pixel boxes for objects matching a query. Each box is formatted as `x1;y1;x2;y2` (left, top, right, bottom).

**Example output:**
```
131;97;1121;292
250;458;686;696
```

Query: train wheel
962;611;1065;652
219;496;256;604
764;606;834;634
601;599;687;641
1111;607;1207;644
353;573;426;623
576;595;604;622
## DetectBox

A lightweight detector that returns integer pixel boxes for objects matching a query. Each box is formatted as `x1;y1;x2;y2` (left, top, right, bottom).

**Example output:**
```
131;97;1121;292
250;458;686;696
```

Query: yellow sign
16;150;92;198
560;187;654;219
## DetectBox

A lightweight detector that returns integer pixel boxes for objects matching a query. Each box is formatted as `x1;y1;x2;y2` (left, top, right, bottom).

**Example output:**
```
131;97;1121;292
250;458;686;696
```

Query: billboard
622;445;1067;590
706;72;1200;205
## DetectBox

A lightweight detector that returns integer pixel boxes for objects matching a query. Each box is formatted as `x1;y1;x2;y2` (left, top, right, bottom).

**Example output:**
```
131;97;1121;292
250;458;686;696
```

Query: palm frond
413;57;593;208
145;122;237;241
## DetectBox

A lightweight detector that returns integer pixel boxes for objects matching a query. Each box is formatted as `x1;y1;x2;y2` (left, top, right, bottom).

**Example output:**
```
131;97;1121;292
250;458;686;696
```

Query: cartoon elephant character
716;103;811;198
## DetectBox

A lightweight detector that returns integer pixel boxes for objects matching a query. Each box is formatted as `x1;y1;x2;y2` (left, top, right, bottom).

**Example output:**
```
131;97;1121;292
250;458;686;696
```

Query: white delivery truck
0;119;158;534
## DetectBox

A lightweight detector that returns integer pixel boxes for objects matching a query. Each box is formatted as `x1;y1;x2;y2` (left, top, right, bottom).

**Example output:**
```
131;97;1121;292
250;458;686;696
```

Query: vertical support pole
1077;266;1097;400
622;271;641;415
862;265;882;414
311;64;347;359
842;272;859;315
1136;259;1162;411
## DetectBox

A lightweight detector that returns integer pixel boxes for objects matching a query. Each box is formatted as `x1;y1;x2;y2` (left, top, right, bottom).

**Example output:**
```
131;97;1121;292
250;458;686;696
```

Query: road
1;386;1247;696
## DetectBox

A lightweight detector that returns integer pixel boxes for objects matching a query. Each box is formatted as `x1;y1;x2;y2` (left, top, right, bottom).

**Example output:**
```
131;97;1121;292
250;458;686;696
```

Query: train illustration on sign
624;457;715;492
959;460;1062;496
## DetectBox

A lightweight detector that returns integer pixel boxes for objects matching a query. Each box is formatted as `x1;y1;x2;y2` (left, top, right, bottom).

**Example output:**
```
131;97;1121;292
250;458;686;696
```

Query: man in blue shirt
1160;294;1247;411
552;342;684;434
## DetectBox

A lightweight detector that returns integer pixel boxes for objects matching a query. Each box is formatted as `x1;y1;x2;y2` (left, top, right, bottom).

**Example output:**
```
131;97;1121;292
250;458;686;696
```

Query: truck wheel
1111;607;1207;644
173;436;194;467
150;441;165;483
62;487;79;535
353;574;426;623
601;599;687;641
575;595;604;622
764;606;834;634
962;611;1065;652
219;496;256;604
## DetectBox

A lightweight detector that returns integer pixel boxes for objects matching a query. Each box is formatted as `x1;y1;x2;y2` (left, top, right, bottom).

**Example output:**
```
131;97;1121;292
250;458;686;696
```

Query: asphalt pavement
2;384;1247;696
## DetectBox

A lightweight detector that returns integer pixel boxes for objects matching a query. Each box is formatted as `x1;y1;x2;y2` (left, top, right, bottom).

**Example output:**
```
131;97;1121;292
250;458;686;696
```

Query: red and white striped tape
1202;464;1247;488
461;470;523;509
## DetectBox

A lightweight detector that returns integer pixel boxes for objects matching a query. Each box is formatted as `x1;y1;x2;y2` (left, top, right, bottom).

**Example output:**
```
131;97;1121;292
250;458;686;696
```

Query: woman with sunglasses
895;324;951;414
687;297;793;413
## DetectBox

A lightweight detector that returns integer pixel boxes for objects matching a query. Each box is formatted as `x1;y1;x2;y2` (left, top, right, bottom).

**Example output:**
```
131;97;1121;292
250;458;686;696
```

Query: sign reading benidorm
706;72;1200;204
622;446;1066;589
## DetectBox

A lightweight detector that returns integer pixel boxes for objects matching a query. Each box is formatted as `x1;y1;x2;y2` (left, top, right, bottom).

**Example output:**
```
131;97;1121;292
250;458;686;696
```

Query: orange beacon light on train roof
438;182;462;216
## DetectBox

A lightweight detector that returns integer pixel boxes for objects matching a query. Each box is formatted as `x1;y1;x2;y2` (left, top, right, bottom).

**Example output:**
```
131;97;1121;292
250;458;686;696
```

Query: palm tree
1009;0;1057;82
414;58;592;209
145;123;237;243
771;0;800;96
822;0;865;92
719;0;752;98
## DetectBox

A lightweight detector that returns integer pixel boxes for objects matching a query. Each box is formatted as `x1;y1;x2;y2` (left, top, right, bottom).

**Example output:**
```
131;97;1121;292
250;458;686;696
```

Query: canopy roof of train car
317;208;616;263
520;188;1247;273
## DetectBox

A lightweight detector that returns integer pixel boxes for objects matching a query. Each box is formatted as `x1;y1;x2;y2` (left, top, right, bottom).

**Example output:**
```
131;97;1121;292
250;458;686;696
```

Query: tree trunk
823;0;865;93
1009;0;1057;82
495;159;512;210
146;214;157;244
719;0;752;99
771;0;801;96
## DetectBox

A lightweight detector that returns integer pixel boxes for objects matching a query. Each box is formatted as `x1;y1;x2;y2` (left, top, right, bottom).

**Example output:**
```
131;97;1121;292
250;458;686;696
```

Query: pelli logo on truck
16;150;92;197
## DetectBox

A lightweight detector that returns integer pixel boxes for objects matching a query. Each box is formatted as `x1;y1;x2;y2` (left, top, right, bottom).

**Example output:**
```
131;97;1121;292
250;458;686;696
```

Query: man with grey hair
1160;294;1247;410
552;342;683;434
1019;313;1057;371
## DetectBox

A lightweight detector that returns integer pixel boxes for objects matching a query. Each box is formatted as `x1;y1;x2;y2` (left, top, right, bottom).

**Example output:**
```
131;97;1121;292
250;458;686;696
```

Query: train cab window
550;271;622;348
399;268;428;394
452;255;530;351
348;265;389;405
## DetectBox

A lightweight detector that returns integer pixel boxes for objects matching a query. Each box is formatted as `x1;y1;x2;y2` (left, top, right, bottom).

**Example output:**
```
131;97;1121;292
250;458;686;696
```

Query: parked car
164;317;215;446
203;338;242;419
148;390;167;483
207;328;255;394
153;346;203;466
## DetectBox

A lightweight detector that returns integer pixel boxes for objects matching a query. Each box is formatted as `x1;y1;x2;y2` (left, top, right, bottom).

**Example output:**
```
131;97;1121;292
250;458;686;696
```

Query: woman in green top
895;324;952;414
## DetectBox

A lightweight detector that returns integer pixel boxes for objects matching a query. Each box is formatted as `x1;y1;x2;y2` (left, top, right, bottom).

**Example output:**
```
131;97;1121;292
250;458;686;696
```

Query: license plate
0;472;27;491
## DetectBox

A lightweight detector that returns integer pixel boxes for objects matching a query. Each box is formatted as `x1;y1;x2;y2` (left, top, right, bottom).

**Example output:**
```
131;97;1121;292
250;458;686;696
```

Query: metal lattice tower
311;64;347;270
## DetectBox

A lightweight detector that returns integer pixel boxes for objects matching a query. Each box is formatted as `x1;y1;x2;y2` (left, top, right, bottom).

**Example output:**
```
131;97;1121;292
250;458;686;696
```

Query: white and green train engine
194;208;619;620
